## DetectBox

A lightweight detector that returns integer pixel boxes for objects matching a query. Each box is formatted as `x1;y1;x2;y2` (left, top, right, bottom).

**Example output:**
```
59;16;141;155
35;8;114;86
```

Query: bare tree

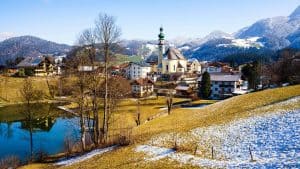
20;78;44;161
98;76;131;136
78;28;101;145
166;90;173;115
94;13;121;142
135;98;141;126
71;48;92;151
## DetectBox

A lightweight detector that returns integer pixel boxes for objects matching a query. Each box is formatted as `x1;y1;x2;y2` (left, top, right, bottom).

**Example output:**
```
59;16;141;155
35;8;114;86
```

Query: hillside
0;76;54;106
21;84;300;169
0;36;71;65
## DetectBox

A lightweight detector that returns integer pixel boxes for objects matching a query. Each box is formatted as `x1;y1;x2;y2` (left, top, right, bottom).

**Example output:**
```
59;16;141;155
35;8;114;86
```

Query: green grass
111;54;143;65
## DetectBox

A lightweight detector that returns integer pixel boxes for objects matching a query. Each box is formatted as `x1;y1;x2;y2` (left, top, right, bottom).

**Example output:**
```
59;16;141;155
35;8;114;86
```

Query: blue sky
0;0;299;45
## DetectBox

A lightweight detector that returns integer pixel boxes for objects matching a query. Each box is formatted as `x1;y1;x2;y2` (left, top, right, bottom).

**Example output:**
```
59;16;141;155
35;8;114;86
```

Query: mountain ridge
0;35;71;65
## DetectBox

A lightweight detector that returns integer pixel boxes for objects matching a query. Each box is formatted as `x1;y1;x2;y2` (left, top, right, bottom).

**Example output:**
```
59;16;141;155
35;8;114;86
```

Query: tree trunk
102;44;109;143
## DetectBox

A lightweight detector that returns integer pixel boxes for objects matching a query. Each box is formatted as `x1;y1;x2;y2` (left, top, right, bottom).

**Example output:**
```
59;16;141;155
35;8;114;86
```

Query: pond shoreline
0;99;68;108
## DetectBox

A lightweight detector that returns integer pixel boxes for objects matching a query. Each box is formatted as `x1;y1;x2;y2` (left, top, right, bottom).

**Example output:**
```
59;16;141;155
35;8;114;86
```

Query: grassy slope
20;85;300;169
64;96;191;131
133;84;300;141
0;76;53;105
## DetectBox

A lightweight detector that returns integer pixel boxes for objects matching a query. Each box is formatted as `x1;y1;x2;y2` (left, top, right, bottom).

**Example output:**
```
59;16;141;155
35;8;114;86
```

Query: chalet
187;58;201;73
112;62;130;76
17;56;54;76
175;85;194;98
131;78;154;97
202;62;233;74
198;73;245;99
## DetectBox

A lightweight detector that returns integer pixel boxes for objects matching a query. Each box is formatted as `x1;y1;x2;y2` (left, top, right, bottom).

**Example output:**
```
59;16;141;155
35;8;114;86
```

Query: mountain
289;5;300;19
0;32;15;42
181;5;300;62
235;6;300;49
0;36;71;65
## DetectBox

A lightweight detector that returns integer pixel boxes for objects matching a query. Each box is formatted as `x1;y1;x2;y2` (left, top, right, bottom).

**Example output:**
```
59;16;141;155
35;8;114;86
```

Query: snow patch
142;97;300;168
55;146;118;166
217;36;263;49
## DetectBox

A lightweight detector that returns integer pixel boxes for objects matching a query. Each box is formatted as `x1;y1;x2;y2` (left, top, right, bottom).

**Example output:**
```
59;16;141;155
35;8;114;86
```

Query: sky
0;0;299;45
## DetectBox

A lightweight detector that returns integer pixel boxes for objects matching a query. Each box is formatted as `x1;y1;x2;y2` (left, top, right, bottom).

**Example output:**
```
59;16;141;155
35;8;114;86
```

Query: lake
0;103;81;162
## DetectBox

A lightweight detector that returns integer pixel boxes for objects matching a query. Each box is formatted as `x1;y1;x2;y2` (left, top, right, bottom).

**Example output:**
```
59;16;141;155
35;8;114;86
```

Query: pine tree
199;72;211;99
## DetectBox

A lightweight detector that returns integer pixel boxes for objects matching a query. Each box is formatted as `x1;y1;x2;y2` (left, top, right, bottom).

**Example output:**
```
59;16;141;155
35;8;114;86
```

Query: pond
0;103;81;163
180;103;211;109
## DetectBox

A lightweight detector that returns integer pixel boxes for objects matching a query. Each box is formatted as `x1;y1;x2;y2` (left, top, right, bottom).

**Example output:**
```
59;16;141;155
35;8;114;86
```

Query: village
1;27;250;101
0;2;300;169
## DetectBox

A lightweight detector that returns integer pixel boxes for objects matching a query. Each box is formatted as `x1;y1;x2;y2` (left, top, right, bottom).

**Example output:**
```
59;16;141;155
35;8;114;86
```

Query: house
17;56;54;76
78;65;99;72
130;78;154;97
202;62;233;73
187;58;201;73
145;54;159;73
126;62;151;80
177;77;198;90
198;73;245;99
112;62;130;76
175;85;194;98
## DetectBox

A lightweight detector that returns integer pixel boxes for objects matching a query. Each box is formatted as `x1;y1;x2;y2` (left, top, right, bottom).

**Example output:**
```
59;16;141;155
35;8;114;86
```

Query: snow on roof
17;57;44;68
232;89;248;95
198;73;241;82
175;85;190;91
164;47;186;60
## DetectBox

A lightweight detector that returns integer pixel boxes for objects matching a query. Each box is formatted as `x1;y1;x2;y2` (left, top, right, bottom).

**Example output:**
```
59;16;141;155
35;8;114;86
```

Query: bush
24;68;34;76
17;68;26;77
0;156;20;169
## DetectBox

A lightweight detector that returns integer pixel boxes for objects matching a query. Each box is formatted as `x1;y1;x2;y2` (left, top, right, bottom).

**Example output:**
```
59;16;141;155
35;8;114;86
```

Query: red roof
131;78;154;85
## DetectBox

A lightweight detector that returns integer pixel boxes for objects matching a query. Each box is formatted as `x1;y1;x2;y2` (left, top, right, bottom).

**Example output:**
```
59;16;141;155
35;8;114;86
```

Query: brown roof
131;78;154;85
164;47;185;60
208;62;229;67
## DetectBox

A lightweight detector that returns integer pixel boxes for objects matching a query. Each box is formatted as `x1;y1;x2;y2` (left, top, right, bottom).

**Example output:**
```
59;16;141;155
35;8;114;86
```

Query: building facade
187;58;201;73
126;62;151;80
17;56;54;76
131;78;154;97
198;73;244;99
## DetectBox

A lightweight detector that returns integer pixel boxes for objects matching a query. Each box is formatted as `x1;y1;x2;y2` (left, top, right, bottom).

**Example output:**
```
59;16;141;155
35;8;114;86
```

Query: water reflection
0;103;80;162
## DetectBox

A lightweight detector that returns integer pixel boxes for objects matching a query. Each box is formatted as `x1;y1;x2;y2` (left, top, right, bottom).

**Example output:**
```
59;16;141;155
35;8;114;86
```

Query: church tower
158;27;165;66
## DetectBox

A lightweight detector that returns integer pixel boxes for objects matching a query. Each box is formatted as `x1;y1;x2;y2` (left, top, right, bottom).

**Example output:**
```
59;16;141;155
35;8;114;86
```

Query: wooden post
194;145;198;155
249;146;254;161
211;146;214;159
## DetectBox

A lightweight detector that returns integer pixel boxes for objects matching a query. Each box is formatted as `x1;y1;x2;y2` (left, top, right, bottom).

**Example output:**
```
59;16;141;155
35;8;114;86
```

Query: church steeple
158;27;165;67
158;27;165;41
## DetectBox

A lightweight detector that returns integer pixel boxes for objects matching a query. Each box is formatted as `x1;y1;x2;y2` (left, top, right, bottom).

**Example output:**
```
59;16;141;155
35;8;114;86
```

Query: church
156;27;188;74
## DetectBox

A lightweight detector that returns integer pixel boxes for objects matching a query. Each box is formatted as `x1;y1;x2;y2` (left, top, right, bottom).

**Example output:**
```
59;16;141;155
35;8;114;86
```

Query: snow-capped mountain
121;6;300;62
0;32;15;42
235;5;300;49
181;5;300;61
289;5;300;20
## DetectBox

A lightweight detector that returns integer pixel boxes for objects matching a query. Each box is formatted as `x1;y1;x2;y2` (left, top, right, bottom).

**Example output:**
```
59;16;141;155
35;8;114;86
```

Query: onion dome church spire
158;27;165;67
158;27;165;42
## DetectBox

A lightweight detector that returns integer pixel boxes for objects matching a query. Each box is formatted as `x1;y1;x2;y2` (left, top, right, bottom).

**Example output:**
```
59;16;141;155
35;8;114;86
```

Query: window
166;65;168;71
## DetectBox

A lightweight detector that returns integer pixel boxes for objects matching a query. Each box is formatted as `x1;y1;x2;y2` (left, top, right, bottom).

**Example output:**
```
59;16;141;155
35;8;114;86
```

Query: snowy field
137;106;300;168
